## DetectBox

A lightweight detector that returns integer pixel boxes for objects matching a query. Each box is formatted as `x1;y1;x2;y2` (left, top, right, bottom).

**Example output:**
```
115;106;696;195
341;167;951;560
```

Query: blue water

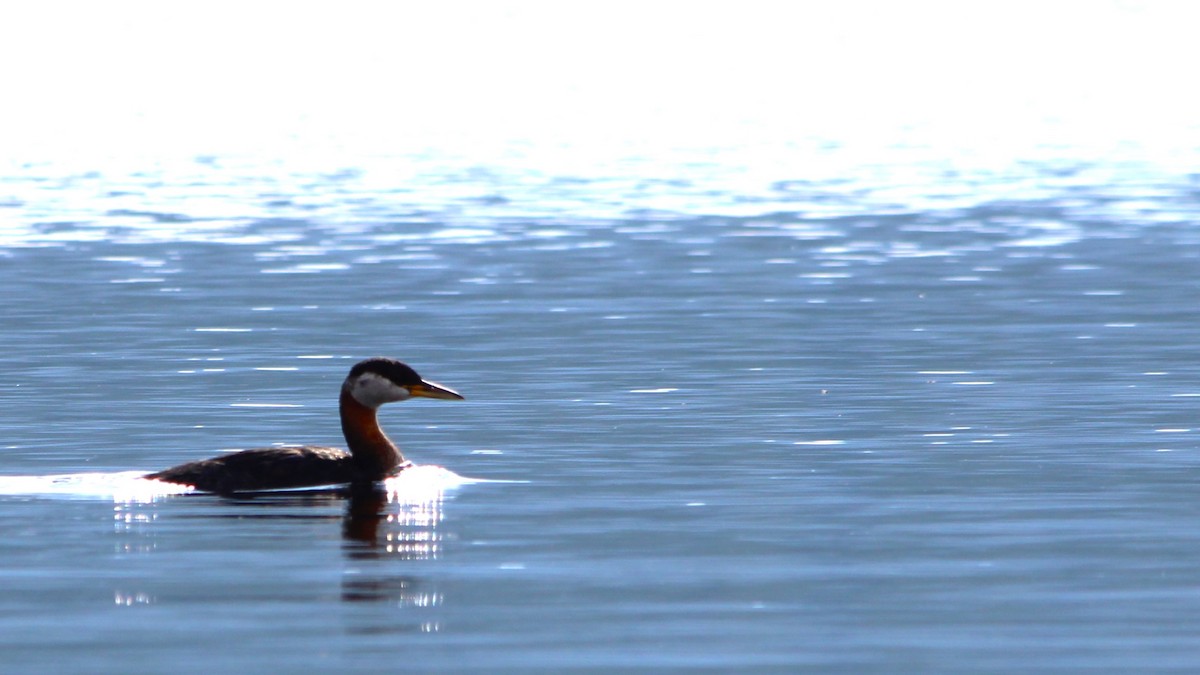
4;65;1200;670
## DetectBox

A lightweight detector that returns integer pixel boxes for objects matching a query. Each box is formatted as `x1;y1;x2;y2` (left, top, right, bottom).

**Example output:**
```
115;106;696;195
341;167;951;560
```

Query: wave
0;465;491;503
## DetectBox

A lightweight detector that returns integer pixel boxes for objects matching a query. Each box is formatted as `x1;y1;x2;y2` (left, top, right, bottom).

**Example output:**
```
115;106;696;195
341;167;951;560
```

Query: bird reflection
342;482;447;558
340;484;446;616
111;478;450;618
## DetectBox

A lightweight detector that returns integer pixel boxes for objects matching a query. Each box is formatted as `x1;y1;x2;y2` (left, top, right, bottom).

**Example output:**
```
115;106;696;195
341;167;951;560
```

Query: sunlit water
3;122;1200;671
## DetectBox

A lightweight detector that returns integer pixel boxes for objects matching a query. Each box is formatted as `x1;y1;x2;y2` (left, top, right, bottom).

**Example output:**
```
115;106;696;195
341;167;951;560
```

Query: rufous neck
339;388;405;478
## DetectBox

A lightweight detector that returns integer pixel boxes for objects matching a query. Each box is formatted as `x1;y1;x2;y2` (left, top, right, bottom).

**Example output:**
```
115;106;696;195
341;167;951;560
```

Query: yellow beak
407;379;465;401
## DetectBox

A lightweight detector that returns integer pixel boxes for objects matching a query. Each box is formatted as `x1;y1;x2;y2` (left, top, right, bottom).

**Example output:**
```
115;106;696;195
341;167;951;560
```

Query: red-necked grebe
146;358;463;494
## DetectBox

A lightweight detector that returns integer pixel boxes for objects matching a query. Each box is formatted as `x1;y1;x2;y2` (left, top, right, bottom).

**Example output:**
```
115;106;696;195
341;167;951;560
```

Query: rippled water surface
2;138;1200;672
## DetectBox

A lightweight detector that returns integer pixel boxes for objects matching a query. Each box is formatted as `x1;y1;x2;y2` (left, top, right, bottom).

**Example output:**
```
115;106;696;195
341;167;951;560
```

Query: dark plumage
147;445;366;494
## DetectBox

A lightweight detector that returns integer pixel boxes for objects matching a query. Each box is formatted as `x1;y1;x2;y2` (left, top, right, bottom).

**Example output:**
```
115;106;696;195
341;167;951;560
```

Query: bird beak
407;379;465;400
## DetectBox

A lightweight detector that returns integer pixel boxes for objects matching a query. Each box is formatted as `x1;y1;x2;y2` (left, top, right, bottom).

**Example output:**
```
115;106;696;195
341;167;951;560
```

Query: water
4;4;1200;670
3;140;1199;672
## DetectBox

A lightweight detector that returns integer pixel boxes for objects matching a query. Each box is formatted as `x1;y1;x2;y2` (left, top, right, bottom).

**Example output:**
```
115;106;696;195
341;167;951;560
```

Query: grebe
147;358;463;494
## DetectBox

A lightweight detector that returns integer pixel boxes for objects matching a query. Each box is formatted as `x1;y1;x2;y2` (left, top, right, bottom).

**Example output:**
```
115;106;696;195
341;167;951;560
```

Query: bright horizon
1;1;1198;164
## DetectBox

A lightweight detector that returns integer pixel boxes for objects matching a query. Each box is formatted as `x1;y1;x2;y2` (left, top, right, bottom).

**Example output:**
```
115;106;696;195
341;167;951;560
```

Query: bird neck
339;388;406;478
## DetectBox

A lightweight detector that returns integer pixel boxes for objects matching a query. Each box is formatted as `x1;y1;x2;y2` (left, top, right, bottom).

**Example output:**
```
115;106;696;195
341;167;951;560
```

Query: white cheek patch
351;372;410;408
